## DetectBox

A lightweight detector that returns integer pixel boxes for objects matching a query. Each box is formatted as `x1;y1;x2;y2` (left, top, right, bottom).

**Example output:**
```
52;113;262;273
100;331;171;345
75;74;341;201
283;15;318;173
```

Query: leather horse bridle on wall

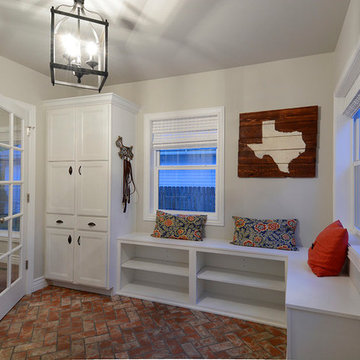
115;136;136;213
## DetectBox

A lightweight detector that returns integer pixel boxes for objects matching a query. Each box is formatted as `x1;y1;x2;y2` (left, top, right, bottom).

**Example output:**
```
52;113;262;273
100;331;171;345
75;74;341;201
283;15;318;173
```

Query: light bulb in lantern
61;34;81;65
86;41;99;69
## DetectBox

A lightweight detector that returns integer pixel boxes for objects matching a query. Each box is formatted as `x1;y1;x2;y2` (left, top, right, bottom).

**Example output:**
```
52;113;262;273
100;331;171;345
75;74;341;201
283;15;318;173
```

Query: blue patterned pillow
231;217;298;251
151;210;207;241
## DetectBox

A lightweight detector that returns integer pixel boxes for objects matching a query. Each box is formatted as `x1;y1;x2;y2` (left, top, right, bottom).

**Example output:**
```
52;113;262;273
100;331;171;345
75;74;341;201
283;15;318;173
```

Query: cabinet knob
78;166;82;175
69;166;73;175
77;236;81;245
56;220;63;224
88;222;96;227
68;235;72;244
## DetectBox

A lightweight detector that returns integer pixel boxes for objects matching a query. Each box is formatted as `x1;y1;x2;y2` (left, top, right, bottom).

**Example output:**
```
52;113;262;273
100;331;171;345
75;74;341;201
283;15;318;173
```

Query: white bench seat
117;232;360;360
286;245;360;360
118;232;292;328
119;232;292;259
286;248;360;319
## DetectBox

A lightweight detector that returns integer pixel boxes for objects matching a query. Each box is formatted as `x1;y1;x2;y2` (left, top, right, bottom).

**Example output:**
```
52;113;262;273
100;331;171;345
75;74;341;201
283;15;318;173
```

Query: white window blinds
152;114;220;149
344;89;360;117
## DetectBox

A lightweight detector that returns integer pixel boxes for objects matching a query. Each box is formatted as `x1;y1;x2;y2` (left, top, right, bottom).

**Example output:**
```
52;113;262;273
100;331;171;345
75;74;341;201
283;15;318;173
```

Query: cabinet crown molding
43;93;139;115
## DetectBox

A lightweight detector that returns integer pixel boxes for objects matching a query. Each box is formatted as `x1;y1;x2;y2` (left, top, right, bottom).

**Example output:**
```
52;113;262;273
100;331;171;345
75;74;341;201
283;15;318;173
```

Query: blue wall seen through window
158;148;216;212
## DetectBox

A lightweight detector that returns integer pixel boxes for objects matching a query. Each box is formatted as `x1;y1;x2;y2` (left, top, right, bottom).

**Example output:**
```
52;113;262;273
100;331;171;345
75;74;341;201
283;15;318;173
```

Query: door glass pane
0;221;8;254
0;108;9;146
13;185;21;216
0;148;9;181
0;256;8;293
10;248;20;285
12;218;21;249
13;150;21;181
14;116;23;149
0;185;9;218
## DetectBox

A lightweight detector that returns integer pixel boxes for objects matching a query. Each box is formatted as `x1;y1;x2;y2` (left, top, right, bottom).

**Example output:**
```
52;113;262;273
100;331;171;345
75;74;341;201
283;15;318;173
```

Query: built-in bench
286;244;360;360
117;233;360;360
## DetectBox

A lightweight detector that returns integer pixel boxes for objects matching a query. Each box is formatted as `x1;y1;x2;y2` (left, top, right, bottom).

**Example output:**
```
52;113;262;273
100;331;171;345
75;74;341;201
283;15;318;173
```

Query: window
354;109;360;230
144;107;224;225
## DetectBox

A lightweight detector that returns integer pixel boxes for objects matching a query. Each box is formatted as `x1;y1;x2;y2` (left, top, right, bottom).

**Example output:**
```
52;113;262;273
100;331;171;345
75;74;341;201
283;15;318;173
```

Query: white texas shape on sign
248;120;306;173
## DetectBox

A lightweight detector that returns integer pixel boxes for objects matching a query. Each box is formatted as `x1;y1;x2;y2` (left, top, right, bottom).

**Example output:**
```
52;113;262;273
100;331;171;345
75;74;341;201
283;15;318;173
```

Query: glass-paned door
0;106;26;320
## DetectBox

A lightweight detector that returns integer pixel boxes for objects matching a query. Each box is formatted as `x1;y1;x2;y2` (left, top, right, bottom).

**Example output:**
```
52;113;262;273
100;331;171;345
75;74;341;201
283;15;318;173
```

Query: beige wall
0;56;79;278
0;34;339;280
105;53;334;247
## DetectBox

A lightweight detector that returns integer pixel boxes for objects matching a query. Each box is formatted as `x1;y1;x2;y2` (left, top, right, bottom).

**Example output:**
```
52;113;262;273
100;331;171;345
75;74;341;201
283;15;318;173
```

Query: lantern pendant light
50;0;109;92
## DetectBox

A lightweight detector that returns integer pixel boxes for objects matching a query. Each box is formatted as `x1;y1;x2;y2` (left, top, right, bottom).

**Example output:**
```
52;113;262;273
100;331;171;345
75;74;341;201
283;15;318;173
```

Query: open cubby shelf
118;235;288;327
197;266;285;291
197;292;286;327
122;257;189;277
120;280;189;305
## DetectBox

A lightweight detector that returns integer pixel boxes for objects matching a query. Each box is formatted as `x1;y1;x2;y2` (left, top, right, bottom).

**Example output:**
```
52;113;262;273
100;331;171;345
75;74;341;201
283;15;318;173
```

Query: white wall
105;53;334;247
0;56;79;278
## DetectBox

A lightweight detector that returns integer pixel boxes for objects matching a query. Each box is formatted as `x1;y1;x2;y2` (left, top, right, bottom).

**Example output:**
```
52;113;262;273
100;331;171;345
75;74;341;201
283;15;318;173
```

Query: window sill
348;230;360;275
349;228;360;245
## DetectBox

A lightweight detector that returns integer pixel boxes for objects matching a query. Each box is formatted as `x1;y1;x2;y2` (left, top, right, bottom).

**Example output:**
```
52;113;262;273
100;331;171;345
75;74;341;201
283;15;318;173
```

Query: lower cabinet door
45;228;74;282
74;231;107;288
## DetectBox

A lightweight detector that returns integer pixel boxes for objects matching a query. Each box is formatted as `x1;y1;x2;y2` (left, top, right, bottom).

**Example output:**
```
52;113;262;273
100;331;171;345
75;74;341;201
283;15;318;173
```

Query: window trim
143;107;225;226
353;114;360;233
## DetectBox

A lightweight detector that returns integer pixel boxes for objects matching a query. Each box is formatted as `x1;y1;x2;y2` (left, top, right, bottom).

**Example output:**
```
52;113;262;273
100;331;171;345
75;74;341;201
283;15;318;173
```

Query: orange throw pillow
308;220;348;277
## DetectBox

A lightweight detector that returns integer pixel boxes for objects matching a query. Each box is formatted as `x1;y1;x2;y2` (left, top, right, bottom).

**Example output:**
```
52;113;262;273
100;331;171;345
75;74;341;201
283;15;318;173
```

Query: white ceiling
0;0;350;85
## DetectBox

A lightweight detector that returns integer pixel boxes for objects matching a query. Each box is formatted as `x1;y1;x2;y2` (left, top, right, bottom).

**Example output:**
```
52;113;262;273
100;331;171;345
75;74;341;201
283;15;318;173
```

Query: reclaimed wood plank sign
238;106;318;177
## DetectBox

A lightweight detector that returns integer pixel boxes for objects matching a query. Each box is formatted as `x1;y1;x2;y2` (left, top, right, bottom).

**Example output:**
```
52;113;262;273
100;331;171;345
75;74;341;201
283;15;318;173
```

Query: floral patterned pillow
231;217;298;251
151;210;207;241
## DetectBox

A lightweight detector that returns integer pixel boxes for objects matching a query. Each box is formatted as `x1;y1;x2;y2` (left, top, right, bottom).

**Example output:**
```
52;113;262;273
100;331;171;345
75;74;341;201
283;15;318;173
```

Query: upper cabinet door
76;161;108;216
47;162;76;214
76;105;109;161
47;108;76;161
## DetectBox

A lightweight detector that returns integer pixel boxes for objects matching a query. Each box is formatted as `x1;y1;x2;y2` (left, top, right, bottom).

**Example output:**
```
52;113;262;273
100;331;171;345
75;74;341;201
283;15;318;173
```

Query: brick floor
0;286;286;359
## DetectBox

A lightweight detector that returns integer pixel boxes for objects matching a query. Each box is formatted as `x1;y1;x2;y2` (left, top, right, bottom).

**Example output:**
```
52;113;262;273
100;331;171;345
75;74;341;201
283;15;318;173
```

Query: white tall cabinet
44;93;138;291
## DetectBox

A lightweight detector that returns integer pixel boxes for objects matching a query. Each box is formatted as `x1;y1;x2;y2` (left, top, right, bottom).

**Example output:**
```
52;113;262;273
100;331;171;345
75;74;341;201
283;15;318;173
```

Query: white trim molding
335;37;360;98
143;106;225;226
334;35;360;268
43;93;140;114
32;276;48;293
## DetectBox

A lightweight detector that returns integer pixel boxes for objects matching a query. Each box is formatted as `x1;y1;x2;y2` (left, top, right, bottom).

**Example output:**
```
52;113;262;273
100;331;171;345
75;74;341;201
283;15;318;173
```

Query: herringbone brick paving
0;286;286;359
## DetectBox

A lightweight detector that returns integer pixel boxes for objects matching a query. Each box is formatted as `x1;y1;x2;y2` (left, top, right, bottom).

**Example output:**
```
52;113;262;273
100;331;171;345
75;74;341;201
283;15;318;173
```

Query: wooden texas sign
238;106;318;178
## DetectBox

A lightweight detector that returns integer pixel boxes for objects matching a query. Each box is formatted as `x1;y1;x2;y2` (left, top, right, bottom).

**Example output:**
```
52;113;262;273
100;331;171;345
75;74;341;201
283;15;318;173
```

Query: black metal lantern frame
50;1;109;92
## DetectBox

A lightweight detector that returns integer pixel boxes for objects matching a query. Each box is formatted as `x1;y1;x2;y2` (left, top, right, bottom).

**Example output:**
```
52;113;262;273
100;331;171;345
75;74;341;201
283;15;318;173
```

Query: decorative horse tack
115;136;134;160
115;136;135;213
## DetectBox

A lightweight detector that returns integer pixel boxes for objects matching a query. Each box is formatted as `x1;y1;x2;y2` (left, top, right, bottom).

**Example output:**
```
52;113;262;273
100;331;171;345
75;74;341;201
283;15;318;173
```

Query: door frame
0;93;36;295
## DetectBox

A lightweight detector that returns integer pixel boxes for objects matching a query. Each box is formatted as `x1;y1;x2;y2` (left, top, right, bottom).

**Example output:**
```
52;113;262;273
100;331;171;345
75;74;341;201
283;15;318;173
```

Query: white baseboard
32;276;48;292
31;278;113;296
49;280;113;296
